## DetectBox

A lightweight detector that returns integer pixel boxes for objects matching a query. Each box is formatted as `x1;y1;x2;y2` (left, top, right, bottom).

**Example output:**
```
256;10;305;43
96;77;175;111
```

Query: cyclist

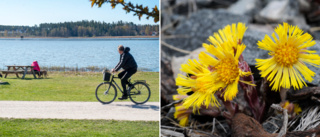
111;45;137;100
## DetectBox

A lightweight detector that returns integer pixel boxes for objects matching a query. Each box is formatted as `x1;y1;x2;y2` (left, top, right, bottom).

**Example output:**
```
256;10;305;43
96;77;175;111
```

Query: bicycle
95;71;151;105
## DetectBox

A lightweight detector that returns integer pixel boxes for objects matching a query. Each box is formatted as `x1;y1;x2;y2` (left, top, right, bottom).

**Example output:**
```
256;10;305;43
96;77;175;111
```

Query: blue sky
0;0;159;26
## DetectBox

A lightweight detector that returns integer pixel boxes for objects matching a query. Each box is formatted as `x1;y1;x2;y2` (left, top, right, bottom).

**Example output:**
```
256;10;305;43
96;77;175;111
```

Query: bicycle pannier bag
103;72;111;81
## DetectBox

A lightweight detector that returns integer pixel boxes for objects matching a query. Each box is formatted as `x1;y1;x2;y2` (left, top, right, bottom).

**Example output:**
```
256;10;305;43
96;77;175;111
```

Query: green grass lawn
0;118;159;137
0;71;159;136
0;71;159;102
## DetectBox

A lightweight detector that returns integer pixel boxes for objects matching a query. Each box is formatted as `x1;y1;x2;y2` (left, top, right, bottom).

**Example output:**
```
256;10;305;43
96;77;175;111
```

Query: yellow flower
176;44;252;111
174;103;192;127
175;59;218;111
256;23;320;91
173;95;192;127
293;103;302;115
200;43;253;101
282;101;302;115
207;22;247;50
175;23;252;111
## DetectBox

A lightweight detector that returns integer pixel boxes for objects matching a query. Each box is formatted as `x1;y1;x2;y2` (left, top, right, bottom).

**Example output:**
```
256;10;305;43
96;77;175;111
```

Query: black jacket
114;47;137;71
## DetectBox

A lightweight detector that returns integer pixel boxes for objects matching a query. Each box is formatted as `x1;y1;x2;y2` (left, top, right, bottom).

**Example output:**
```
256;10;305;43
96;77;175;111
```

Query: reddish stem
216;92;239;120
238;55;265;122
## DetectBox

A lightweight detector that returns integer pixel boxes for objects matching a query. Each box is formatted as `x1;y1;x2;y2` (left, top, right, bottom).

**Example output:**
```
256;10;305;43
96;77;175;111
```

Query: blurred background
161;0;320;136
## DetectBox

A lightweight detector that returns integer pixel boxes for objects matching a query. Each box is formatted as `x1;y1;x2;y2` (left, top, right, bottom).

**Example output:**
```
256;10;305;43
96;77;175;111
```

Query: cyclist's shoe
118;96;128;100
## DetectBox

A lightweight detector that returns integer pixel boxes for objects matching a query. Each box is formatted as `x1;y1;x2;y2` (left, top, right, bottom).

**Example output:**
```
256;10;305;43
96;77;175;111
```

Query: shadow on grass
3;77;51;80
0;81;10;85
21;78;34;80
115;104;159;111
2;78;20;79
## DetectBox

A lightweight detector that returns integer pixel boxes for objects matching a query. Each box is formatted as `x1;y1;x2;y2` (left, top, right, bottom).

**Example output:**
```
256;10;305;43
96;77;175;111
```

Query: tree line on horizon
0;20;159;37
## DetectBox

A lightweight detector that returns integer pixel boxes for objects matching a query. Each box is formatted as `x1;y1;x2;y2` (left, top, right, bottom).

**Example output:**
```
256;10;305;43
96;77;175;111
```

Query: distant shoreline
0;36;159;39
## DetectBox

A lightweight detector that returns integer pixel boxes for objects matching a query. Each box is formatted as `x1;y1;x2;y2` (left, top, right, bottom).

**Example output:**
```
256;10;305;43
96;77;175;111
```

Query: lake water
0;38;159;72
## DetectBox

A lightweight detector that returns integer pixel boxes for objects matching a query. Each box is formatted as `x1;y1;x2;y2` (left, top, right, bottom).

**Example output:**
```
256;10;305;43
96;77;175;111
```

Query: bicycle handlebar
109;71;119;78
102;70;117;75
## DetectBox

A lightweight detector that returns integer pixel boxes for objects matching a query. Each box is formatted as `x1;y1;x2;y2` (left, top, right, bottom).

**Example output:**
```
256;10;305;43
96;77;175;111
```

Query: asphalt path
0;101;159;121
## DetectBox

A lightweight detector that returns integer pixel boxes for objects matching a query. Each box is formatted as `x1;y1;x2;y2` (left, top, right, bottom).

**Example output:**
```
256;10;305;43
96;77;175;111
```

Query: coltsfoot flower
281;101;302;115
175;22;253;111
176;44;253;111
256;23;320;91
175;59;218;111
173;95;192;126
172;94;192;127
207;22;247;50
174;104;192;126
199;43;253;102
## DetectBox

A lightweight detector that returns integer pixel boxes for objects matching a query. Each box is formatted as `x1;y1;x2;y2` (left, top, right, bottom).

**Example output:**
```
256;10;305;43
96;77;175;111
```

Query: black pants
118;68;137;96
34;70;40;77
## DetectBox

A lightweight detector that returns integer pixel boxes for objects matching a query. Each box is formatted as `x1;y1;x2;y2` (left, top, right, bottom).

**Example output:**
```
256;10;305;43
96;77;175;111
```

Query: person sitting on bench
31;61;41;76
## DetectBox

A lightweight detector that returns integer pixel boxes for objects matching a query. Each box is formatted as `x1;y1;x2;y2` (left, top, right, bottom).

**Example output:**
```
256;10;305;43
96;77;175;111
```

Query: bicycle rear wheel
95;82;117;104
129;82;151;104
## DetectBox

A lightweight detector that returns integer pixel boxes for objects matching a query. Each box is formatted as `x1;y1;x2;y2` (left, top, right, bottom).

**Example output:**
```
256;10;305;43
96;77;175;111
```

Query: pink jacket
31;61;40;71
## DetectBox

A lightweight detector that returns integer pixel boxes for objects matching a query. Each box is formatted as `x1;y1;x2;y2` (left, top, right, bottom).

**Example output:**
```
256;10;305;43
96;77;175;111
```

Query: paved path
0;101;159;121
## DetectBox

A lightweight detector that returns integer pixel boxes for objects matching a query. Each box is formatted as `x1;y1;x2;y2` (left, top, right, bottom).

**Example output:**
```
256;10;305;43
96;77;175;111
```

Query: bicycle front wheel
95;82;117;104
129;82;151;104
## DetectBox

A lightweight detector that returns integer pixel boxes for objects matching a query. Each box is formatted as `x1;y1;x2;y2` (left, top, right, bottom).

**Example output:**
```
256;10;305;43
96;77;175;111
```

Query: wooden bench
1;71;24;78
26;70;48;78
5;65;37;79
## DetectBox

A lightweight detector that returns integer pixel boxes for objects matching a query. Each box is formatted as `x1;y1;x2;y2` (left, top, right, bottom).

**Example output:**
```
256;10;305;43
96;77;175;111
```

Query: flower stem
238;55;265;122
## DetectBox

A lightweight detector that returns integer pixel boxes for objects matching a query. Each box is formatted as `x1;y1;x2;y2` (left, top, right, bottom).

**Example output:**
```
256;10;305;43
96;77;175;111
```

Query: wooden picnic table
4;65;37;79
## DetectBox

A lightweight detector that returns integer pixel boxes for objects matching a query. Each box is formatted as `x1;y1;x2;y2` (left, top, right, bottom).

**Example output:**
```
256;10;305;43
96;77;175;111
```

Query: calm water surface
0;38;159;72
